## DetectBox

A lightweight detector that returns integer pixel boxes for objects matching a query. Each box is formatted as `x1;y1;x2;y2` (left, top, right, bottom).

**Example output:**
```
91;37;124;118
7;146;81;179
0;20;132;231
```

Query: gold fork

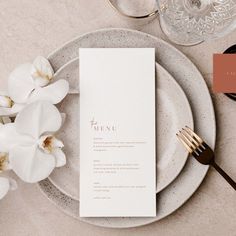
177;126;236;191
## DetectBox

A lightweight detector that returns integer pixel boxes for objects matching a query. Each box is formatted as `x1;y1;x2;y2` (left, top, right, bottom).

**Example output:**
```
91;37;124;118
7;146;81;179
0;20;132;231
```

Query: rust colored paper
213;54;236;93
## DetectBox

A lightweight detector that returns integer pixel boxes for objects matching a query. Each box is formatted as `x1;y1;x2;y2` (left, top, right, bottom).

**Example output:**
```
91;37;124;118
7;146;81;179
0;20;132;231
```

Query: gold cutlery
177;126;236;191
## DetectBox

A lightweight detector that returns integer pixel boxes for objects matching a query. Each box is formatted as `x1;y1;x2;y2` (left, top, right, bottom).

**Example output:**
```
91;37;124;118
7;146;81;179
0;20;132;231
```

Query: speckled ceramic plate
38;28;216;228
47;59;193;200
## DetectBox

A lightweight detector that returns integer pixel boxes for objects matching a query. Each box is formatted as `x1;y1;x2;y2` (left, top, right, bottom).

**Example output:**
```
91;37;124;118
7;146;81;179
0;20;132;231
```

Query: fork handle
212;162;236;191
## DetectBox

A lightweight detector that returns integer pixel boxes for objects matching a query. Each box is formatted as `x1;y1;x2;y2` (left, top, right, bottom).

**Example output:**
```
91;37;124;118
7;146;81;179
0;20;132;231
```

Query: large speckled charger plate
38;28;216;228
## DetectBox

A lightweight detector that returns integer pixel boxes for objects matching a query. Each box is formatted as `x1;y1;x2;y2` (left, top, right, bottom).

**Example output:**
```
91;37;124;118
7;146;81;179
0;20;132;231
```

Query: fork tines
177;127;236;191
176;126;205;156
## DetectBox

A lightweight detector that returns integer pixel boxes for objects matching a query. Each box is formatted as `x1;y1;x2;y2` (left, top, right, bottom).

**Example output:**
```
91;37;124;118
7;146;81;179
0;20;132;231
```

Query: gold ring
107;0;158;19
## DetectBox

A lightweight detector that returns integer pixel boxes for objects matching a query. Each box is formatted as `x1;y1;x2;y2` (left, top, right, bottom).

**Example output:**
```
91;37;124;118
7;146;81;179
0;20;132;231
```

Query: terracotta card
213;54;236;93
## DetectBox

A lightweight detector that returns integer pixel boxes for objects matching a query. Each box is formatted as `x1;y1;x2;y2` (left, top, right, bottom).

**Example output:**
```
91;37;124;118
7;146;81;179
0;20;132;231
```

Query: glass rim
107;0;159;19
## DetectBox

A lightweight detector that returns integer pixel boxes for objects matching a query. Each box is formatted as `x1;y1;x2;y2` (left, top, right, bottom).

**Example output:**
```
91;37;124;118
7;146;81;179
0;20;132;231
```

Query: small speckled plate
47;59;193;200
38;28;216;228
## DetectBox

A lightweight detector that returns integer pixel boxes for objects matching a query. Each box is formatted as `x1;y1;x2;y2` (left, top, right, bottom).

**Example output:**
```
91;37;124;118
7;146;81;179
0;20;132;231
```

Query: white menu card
79;48;156;217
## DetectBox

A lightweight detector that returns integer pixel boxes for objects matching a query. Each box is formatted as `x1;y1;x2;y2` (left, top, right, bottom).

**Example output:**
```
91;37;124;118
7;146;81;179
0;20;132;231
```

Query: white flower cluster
0;56;69;200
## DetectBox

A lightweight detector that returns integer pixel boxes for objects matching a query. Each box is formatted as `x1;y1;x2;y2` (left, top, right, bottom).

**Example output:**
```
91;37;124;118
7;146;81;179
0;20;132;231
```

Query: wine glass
156;0;236;45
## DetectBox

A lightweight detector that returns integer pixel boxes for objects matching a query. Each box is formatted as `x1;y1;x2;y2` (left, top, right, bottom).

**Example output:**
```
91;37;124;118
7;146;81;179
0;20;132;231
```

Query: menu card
79;48;156;217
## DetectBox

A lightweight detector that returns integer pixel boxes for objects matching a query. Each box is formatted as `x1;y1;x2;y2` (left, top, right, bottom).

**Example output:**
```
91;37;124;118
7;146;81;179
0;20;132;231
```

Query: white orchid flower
0;56;69;117
0;101;66;183
0;176;17;200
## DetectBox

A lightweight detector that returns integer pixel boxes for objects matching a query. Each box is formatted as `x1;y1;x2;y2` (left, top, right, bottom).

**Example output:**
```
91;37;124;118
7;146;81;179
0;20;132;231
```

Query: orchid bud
0;95;13;108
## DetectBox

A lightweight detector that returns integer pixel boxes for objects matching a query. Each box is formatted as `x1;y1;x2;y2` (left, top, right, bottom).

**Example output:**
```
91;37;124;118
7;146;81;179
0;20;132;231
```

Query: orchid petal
31;56;54;87
9;145;56;183
0;107;13;117
28;79;69;104
0;177;10;199
0;123;33;153
0;103;24;117
15;101;62;139
50;137;64;149
8;63;35;103
52;148;66;167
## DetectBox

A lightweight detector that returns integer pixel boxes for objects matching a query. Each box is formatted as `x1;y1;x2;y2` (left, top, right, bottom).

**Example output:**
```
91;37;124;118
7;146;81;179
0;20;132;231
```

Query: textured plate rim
38;28;216;228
